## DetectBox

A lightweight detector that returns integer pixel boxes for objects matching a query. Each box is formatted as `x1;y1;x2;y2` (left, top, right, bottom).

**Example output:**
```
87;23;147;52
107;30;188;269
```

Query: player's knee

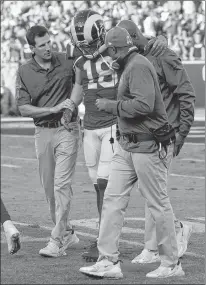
87;166;98;184
97;162;110;181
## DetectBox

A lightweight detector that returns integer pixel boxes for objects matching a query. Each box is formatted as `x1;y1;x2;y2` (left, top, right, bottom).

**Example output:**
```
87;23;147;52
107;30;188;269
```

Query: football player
67;9;168;262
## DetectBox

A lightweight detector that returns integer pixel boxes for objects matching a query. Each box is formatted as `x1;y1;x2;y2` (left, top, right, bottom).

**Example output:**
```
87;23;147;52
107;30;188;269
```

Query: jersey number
83;56;118;89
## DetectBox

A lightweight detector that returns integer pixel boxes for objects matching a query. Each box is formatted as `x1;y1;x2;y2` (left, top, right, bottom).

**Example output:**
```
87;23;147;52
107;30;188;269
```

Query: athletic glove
173;133;185;157
61;101;78;130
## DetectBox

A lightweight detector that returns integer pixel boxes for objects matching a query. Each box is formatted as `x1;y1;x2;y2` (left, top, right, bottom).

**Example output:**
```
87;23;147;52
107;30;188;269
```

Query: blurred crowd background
1;0;205;116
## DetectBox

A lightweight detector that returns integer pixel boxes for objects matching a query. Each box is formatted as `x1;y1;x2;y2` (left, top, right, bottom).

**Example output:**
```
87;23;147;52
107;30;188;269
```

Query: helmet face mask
70;10;106;57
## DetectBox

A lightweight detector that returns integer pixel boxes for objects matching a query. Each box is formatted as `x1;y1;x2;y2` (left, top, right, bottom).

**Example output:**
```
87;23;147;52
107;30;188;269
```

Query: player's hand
95;98;111;111
146;35;167;57
50;99;75;114
173;133;185;157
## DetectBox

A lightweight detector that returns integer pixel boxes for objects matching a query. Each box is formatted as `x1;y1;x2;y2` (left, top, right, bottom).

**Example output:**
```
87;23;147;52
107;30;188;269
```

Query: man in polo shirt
16;25;80;257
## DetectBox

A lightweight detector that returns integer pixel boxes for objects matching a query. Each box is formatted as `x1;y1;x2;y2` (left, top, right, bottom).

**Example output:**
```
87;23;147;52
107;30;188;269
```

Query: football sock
97;178;108;221
94;183;101;217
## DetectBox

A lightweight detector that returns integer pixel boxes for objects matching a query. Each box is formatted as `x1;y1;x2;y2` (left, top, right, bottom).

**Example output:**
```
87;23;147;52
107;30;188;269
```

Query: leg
97;125;117;220
35;127;56;224
142;143;187;258
83;128;101;216
1;198;20;255
82;128;101;261
133;151;178;268
98;145;137;262
51;126;79;245
79;145;136;278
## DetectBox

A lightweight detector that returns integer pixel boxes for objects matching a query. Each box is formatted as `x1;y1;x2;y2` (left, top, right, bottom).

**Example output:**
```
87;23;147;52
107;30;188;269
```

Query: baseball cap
105;26;133;48
117;20;139;38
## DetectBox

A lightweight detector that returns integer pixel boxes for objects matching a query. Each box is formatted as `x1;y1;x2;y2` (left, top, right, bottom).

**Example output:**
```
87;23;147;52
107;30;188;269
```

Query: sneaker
131;249;160;264
62;230;79;251
39;241;66;257
79;259;123;279
177;223;193;258
3;220;21;255
82;240;99;262
146;261;185;278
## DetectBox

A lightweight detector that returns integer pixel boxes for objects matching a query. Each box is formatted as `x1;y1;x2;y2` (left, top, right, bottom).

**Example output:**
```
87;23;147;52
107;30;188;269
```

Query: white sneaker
146;261;185;278
131;249;160;264
79;259;123;279
3;220;20;255
177;223;193;258
39;241;66;257
62;231;79;250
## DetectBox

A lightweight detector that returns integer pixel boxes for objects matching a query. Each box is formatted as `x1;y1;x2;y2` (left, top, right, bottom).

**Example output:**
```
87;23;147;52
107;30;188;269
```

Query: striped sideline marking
187;217;205;222
170;174;205;180
1;156;205;180
180;158;205;162
1;164;21;168
1;218;204;259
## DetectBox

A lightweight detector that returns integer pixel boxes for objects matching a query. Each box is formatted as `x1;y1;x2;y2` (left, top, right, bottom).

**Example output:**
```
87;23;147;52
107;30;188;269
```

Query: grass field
1;134;205;284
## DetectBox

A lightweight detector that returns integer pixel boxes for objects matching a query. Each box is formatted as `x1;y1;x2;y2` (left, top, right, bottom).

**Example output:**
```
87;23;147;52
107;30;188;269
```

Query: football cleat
177;222;193;258
39;241;66;257
62;230;79;251
131;249;160;264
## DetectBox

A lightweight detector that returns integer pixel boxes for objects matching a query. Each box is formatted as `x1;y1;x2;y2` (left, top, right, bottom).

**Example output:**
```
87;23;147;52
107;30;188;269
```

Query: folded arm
101;65;155;118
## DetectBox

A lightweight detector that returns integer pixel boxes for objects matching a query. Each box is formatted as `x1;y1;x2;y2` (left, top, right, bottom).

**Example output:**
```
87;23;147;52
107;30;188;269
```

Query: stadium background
1;0;205;116
1;2;205;284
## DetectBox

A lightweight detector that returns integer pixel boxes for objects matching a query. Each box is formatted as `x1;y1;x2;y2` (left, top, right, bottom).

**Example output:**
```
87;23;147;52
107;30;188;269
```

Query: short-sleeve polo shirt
16;52;74;125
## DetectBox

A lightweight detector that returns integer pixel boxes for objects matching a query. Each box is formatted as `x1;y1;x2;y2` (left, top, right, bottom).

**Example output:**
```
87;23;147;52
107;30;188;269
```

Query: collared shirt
16;52;74;125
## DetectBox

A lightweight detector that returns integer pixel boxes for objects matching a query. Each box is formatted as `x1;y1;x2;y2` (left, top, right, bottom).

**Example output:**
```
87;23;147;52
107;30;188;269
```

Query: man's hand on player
146;35;167;57
96;98;111;111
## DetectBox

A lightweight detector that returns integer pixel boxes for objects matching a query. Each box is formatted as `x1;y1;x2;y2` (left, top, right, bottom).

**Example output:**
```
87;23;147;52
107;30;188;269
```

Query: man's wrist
49;107;55;114
104;100;118;115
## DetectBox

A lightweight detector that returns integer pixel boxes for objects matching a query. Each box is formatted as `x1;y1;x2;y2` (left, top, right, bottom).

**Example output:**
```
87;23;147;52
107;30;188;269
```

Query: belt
36;120;62;128
119;132;154;143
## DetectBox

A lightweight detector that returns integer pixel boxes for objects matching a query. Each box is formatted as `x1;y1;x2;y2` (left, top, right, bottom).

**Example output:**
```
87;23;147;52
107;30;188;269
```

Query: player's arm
16;70;73;118
96;65;155;118
159;51;196;138
70;66;83;106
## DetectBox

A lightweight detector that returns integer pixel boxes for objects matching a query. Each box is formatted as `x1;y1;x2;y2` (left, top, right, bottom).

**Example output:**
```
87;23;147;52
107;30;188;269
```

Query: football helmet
69;9;106;57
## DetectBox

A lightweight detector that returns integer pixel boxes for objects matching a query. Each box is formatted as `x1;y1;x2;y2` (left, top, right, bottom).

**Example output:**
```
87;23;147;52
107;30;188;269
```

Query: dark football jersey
74;50;118;130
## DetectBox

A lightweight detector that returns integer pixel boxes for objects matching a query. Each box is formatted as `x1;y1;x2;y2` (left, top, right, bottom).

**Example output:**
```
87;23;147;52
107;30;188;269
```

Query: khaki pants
144;143;182;250
98;143;178;267
83;125;117;183
35;123;80;246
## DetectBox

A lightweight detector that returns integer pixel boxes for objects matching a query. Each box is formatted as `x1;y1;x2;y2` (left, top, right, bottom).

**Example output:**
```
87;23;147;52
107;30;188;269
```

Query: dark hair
26;25;49;46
